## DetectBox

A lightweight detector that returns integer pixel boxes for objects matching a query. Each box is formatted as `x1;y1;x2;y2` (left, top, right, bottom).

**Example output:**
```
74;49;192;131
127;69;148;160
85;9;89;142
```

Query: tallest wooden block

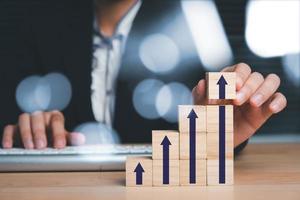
206;72;236;100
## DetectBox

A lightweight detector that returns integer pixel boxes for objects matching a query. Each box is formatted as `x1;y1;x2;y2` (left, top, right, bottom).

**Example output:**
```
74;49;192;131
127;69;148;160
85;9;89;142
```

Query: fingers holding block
180;160;206;186
178;105;206;133
153;159;179;186
207;159;234;185
126;156;153;187
180;133;206;159
206;72;236;100
152;130;179;160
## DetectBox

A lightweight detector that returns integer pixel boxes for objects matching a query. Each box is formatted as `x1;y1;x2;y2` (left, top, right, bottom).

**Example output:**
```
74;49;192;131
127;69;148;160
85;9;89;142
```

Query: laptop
0;144;151;172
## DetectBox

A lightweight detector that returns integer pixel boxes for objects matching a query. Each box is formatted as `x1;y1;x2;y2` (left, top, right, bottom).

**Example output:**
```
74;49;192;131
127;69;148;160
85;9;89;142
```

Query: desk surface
0;143;299;200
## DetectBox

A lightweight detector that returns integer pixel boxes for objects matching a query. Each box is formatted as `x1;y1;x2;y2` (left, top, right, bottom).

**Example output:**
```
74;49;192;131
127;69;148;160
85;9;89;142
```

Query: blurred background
0;0;299;144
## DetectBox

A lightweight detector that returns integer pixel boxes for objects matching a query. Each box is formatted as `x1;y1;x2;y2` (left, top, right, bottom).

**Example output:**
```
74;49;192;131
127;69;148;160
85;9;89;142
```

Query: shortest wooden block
206;72;236;100
180;160;206;186
207;159;234;185
126;156;153;187
153;159;179;186
152;130;179;160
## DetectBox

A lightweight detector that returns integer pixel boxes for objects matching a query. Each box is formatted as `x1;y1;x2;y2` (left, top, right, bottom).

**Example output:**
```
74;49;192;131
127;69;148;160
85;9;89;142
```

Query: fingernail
26;140;34;149
55;140;65;148
70;132;86;146
251;94;263;106
270;103;280;113
3;142;11;148
35;139;45;149
236;91;245;103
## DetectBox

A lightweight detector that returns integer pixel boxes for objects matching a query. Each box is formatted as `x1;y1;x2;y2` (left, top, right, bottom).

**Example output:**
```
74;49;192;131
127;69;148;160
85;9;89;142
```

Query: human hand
2;111;85;149
192;63;287;147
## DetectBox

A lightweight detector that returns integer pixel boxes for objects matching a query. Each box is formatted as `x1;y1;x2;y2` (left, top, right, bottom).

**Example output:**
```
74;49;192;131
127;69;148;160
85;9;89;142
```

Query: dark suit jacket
0;0;205;143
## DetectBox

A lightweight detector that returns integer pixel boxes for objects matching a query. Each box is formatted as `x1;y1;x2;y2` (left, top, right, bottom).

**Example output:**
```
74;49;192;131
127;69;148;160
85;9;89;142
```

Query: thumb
192;79;206;105
67;132;86;146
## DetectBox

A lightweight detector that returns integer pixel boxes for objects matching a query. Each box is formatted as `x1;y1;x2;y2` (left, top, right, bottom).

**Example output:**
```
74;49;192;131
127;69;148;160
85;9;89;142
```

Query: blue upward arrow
161;136;171;184
188;109;198;184
219;106;226;183
134;162;145;185
217;75;228;99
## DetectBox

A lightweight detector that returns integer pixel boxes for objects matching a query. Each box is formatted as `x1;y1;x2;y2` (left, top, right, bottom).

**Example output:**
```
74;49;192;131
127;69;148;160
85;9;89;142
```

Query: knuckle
32;128;45;136
252;72;264;81
19;113;29;120
237;62;251;72
21;129;32;137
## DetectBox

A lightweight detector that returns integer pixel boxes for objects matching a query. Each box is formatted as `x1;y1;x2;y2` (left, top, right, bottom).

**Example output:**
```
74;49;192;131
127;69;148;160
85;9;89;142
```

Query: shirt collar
93;0;141;42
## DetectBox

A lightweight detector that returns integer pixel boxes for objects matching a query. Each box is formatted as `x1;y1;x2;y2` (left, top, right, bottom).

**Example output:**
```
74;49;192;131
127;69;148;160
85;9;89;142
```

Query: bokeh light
133;79;164;119
73;122;120;144
246;0;300;57
43;73;72;111
181;0;233;70
155;82;192;123
15;73;72;113
282;53;300;87
139;33;180;74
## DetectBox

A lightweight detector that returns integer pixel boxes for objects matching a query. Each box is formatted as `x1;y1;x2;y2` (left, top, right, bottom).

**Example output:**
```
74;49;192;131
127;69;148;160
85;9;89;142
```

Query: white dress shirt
91;1;141;127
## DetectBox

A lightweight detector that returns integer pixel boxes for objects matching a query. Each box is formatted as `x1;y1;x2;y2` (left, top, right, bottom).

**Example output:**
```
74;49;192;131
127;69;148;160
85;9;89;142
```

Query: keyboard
0;144;152;172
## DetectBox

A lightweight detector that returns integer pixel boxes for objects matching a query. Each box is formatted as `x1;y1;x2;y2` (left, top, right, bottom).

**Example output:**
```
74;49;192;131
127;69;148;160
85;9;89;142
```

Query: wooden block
126;156;153;187
207;159;234;185
178;105;206;133
152;130;179;160
153;159;179;186
180;133;206;159
180;159;206;186
207;131;233;160
206;72;236;100
206;105;233;133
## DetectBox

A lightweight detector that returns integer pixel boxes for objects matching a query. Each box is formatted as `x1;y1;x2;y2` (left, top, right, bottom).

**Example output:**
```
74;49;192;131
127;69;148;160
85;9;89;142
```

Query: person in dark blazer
0;0;287;150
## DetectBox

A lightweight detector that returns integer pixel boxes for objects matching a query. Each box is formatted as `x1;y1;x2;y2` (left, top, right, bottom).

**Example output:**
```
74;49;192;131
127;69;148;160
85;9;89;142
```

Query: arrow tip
160;136;172;146
217;75;228;85
187;109;198;119
134;162;145;173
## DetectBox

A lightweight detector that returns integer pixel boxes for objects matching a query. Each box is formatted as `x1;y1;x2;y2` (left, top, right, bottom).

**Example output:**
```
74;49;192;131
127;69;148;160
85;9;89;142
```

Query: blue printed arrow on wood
134;162;145;185
187;109;198;184
217;75;228;99
161;136;171;184
219;105;226;183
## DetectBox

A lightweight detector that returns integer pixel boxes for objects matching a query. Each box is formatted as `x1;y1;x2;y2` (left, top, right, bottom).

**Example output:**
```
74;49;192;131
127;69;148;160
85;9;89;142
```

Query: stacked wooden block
126;72;236;187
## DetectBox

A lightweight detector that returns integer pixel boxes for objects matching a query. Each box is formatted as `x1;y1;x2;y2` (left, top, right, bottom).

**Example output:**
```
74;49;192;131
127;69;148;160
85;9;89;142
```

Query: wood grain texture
178;105;206;133
180;133;206;159
153;159;179;186
126;156;152;187
206;72;236;100
207;131;233;160
0;144;300;200
206;105;233;133
180;159;206;186
152;130;179;160
207;159;234;185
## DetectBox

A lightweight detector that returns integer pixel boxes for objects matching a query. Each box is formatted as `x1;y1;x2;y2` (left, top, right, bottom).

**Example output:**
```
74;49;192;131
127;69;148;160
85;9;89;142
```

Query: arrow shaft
135;172;143;185
219;106;226;183
189;117;196;184
219;84;226;99
162;145;170;184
